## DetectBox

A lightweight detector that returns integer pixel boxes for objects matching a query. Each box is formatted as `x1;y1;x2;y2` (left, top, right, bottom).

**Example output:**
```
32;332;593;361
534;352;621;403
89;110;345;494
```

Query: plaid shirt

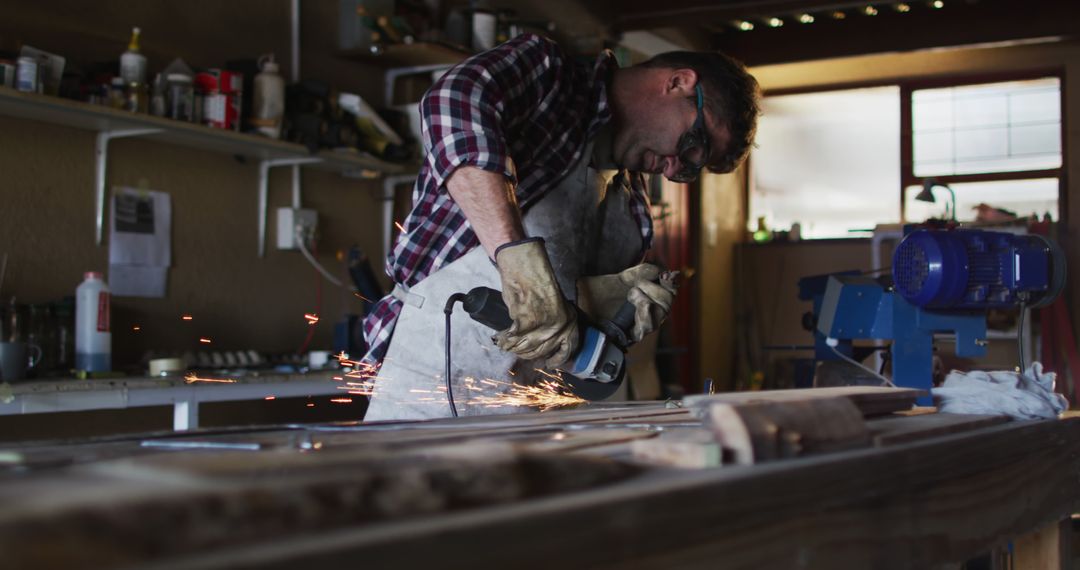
362;34;654;364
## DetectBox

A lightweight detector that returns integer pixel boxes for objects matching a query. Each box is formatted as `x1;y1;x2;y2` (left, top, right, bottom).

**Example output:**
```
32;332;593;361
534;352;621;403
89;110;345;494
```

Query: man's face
612;69;731;181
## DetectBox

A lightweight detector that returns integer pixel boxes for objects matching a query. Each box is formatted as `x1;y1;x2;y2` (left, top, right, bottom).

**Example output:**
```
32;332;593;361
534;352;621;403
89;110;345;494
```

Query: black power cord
443;293;467;418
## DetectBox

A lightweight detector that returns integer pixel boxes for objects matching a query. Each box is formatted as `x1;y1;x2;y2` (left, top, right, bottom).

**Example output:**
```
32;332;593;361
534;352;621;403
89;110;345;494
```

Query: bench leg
1014;518;1072;570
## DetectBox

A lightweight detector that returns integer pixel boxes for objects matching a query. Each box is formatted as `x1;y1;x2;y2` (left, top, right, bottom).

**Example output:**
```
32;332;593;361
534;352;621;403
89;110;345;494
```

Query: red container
194;69;243;130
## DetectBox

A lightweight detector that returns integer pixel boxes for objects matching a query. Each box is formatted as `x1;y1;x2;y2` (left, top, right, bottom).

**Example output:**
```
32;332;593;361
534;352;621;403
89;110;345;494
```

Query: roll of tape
149;358;185;377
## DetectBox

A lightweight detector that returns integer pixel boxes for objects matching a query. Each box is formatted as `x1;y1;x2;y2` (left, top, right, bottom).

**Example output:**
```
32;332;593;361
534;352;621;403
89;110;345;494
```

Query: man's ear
666;68;699;96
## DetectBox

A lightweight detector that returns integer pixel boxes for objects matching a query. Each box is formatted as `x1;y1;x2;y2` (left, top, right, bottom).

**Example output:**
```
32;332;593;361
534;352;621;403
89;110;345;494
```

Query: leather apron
365;135;644;421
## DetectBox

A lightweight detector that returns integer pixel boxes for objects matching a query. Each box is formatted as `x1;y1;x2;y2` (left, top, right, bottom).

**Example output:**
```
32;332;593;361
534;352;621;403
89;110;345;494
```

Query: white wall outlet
276;207;318;250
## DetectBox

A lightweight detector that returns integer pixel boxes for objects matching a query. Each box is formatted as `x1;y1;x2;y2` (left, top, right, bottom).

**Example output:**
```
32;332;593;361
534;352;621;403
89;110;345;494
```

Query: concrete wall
0;1;392;367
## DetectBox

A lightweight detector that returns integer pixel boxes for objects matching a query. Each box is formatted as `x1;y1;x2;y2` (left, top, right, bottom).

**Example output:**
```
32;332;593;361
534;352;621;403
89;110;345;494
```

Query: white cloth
933;362;1068;420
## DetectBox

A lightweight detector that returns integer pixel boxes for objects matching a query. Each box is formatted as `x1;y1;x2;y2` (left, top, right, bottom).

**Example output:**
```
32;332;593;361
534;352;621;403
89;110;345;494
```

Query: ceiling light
735;20;755;31
930;0;944;8
863;5;879;15
767;17;784;27
894;2;911;12
831;10;847;19
798;13;815;23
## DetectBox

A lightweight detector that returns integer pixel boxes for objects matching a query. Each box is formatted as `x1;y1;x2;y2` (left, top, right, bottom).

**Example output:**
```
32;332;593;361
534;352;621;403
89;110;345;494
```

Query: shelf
0;86;404;173
339;41;471;68
0;86;407;256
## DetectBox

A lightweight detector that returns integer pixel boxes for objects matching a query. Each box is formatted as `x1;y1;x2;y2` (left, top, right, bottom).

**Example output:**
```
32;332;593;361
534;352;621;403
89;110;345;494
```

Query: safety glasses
668;84;711;183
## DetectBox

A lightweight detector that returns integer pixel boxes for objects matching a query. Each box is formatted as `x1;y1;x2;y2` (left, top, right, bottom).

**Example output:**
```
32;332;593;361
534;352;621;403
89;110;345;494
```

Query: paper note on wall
108;187;171;297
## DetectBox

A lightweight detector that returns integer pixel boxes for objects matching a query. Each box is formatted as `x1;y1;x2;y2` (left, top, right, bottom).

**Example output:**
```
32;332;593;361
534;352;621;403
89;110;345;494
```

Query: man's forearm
446;166;526;258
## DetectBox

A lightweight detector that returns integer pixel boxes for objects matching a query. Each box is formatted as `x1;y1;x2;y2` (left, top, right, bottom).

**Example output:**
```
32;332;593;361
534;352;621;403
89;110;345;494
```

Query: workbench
0;371;341;431
1;388;1077;569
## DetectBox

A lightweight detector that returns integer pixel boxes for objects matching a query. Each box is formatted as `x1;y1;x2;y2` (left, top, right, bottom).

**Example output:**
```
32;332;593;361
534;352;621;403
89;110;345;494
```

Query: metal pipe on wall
291;0;302;209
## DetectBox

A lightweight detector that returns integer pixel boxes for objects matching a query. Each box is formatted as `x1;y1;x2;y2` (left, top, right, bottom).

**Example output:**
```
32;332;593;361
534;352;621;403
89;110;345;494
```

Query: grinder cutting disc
563;369;623;401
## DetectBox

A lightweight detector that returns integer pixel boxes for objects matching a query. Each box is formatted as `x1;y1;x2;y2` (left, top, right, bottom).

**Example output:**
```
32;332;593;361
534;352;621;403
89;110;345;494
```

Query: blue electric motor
893;229;1066;310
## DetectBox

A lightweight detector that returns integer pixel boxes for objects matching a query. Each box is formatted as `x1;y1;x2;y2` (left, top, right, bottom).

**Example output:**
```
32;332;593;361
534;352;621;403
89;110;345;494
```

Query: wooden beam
709;0;1080;67
704;397;869;464
683;386;923;417
149;417;1080;569
616;0;879;31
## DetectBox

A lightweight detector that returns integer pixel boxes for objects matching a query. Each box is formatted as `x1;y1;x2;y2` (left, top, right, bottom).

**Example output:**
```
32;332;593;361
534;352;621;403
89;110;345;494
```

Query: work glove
578;264;678;343
493;238;579;367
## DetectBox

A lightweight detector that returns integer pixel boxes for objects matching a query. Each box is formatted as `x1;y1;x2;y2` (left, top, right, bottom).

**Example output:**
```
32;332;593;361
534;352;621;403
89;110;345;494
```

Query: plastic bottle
252;54;285;139
120;27;147;85
75;272;111;372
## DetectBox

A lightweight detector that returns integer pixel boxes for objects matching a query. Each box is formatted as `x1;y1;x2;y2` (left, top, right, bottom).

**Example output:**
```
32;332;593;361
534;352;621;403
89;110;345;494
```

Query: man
362;33;759;420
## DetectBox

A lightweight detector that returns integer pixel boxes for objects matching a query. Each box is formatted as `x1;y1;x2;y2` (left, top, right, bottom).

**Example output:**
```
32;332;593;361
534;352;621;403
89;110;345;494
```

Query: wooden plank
630;429;721;468
0;444;644;570
704;397;869;465
683;386;923;417
867;413;1010;446
144;417;1080;570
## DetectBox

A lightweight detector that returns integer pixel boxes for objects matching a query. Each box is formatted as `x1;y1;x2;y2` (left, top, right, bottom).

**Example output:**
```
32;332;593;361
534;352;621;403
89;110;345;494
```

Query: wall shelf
0;87;406;255
339;41;471;68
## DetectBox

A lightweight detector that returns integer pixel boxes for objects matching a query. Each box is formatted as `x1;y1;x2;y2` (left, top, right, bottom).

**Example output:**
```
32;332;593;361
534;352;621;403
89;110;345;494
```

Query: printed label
97;291;110;332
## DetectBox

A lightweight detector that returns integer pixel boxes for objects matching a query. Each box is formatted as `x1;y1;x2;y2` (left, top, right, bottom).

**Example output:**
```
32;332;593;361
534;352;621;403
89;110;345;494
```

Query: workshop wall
751;39;1080;341
0;1;393;367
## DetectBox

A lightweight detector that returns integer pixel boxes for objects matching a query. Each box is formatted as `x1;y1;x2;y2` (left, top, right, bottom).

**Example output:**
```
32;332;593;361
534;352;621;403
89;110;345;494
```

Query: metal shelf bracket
258;156;323;257
95;128;163;244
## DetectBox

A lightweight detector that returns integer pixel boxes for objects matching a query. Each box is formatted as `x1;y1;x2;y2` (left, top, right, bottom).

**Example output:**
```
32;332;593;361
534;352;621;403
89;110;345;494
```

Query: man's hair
640;51;761;174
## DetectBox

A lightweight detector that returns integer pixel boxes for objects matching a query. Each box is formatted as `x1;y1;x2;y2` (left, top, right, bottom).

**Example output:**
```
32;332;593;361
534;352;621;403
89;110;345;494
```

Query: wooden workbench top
1;389;1076;570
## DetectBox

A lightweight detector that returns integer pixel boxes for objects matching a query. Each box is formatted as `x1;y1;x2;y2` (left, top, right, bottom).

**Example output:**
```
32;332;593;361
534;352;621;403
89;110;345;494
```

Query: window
748;74;1063;238
902;76;1062;224
912;78;1061;176
749;87;900;239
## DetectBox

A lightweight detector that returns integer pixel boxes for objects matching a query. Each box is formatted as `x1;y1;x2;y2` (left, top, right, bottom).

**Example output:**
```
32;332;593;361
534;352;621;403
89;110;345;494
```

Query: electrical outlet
276;207;318;250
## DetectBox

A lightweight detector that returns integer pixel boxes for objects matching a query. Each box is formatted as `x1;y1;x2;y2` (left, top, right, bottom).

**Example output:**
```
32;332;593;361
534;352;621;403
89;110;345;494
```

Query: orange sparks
353;291;371;303
265;395;276;400
330;354;385;396
181;315;193;321
394;221;406;233
468;372;586;412
132;325;141;331
304;313;319;325
199;337;212;344
330;398;353;404
184;373;238;384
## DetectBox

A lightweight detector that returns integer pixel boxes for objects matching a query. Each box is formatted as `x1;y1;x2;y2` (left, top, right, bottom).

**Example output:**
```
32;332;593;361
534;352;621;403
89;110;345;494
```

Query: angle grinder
457;286;636;401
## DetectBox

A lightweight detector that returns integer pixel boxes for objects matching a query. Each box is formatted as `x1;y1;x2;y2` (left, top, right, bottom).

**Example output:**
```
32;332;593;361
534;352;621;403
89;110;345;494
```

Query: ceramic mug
0;341;42;382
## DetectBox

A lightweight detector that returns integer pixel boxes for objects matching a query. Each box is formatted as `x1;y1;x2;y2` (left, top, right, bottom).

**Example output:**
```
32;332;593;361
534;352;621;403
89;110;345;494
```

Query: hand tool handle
610;302;636;336
462;286;514;331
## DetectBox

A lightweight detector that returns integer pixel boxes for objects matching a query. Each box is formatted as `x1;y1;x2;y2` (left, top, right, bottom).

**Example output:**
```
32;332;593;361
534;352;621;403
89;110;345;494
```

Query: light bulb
798;13;815;23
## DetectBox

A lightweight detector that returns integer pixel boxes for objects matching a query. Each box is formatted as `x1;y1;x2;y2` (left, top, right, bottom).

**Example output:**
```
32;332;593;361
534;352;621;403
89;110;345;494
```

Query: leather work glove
493;238;579;367
578;264;678;343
